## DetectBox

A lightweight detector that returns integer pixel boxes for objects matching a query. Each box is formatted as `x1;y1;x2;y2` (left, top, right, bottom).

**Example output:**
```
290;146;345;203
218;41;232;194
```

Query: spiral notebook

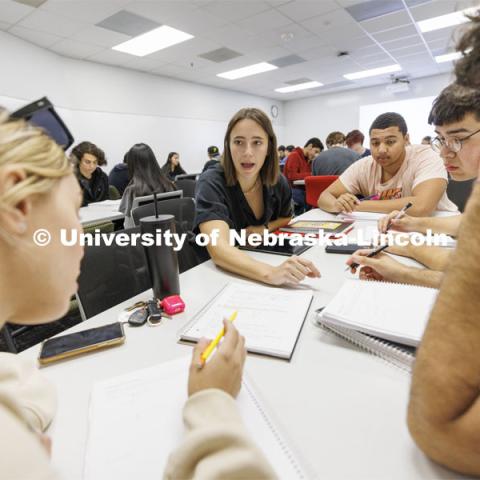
84;356;309;480
179;282;313;360
320;279;438;347
317;318;416;372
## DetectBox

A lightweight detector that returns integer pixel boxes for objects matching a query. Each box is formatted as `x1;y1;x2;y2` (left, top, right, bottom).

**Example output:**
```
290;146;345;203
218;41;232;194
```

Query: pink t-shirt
339;144;457;212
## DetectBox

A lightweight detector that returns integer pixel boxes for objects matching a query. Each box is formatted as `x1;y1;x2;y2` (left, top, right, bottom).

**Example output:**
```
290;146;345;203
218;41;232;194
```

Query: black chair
447;177;475;212
131;198;200;273
175;178;196;199
76;227;151;319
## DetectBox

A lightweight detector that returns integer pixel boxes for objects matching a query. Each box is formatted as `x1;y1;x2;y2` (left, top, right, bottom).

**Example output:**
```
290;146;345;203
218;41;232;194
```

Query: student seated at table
72;141;109;206
408;15;480;475
346;82;480;289
0;111;275;480
317;112;458;216
161;151;186;181
195;107;320;285
119;143;175;228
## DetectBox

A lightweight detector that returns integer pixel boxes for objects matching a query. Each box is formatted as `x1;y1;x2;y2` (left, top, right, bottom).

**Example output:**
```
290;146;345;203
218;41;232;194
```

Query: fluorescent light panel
275;81;323;93
113;25;193;57
217;62;277;80
417;7;477;33
344;64;401;80
435;51;463;63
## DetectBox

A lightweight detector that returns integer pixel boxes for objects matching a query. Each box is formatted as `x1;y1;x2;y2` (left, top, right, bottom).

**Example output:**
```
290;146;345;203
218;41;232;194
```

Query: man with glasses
318;112;458;216
347;82;479;288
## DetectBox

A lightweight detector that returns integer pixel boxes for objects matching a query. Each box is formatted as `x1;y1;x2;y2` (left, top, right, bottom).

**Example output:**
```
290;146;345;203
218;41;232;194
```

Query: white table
20;210;462;480
79;199;124;226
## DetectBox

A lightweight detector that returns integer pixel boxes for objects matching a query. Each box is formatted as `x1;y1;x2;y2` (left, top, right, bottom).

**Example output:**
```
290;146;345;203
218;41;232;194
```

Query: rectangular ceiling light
217;62;277;80
344;64;401;80
417;7;477;33
435;51;463;63
112;25;193;57
275;81;323;93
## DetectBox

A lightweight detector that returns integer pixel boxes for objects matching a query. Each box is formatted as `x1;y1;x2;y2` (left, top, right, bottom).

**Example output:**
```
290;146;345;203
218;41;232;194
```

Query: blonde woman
0;111;273;478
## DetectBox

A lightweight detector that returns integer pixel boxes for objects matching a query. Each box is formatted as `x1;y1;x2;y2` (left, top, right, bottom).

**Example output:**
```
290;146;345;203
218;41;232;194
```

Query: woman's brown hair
221;108;279;187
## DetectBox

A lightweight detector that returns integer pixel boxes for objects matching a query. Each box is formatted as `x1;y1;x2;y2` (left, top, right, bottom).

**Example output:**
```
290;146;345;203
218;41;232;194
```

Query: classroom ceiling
1;0;478;100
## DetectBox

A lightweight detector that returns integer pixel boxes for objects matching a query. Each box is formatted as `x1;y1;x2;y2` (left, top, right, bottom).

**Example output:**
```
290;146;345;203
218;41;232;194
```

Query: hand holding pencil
188;314;246;398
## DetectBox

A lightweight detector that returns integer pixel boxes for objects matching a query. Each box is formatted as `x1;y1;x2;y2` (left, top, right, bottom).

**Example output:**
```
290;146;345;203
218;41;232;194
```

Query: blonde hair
0;109;71;212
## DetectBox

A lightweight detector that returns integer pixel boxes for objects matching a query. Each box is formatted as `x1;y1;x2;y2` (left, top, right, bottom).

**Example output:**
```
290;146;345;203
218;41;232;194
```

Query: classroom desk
79;199;124;226
20;210;462;480
293;179;305;186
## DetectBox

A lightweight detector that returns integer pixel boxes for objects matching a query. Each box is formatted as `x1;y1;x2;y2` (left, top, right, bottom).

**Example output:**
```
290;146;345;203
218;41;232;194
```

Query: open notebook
321;279;438;347
84;357;309;480
179;282;313;360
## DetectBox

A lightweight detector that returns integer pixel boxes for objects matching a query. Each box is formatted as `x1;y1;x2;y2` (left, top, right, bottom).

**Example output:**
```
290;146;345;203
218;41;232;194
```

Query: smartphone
38;322;125;366
325;243;372;254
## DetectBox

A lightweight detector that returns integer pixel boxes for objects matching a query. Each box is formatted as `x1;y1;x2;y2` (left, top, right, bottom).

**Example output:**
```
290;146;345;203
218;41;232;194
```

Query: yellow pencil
200;311;238;364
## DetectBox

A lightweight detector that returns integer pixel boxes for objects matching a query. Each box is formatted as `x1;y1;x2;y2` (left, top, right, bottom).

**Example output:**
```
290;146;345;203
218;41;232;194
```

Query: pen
386;201;413;231
200;310;238;365
346;244;390;271
329;225;354;240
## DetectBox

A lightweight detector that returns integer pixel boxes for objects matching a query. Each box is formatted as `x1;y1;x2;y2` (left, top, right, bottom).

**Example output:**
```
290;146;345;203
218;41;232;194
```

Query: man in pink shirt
317;112;457;216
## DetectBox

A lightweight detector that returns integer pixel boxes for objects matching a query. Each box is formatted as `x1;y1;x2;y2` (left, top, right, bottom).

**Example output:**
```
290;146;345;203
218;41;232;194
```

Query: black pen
386;201;413;231
346;244;389;271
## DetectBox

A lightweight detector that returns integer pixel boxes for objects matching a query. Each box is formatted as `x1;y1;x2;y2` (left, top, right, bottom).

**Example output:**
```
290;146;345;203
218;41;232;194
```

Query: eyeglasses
431;127;480;153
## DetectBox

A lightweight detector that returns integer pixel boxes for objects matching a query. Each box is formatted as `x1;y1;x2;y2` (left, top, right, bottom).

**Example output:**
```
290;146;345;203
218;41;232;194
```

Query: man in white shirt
317;112;457;216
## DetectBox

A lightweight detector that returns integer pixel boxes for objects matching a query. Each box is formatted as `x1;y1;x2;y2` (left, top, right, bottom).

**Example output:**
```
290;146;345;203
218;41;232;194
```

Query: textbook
179;282;313;360
279;219;353;235
84;357;309;480
320;278;438;347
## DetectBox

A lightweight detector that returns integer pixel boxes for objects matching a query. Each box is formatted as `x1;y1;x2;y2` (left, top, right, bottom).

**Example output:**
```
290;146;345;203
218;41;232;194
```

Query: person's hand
334;193;359;213
378;210;419;233
346;249;408;282
35;432;52;457
188;319;246;398
264;256;321;285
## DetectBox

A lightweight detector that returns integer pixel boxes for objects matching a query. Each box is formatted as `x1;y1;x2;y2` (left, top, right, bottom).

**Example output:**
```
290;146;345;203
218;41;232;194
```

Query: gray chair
174;173;199;181
130;190;183;212
76;227;151;320
447;177;474;212
131;197;200;273
175;178;196;198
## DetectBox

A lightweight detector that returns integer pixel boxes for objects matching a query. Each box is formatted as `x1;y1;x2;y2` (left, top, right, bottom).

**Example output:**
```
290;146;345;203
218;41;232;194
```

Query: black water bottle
140;214;180;300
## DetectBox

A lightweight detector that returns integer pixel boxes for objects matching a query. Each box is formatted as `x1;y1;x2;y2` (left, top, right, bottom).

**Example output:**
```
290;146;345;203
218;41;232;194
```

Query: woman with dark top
120;143;175;227
72;141;109;206
162;151;186;181
194;107;320;285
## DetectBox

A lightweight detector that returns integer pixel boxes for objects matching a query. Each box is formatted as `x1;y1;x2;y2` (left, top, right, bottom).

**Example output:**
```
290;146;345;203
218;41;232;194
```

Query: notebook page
84;357;306;480
181;283;312;359
322;279;438;346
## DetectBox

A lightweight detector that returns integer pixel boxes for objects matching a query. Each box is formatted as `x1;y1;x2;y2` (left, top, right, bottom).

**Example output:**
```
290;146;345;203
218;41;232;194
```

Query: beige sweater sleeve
0;352;57;431
0;353;59;480
164;389;277;480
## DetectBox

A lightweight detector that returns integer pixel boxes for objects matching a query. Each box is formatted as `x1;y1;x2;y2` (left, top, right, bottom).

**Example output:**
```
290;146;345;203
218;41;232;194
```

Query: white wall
0;31;284;173
283;73;454;147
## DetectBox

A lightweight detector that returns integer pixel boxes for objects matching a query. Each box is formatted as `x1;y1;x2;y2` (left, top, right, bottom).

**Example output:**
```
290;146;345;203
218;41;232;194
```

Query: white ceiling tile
283;33;328;52
372;24;418;43
202;24;277;52
352;43;385;57
360;10;412;34
277;0;338;22
71;25;130;47
17;9;87;37
0;20;10;30
265;0;293;5
124;1;201;23
301;8;356;33
327;33;376;51
335;0;371;6
8;24;63;46
165;8;229;36
422;24;459;43
298;45;341;61
237;8;292;34
86;47;134;66
123;54;170;72
258;22;317;48
38;0;130;24
0;0;34;24
49;38;104;59
201;0;271;22
383;35;425;51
